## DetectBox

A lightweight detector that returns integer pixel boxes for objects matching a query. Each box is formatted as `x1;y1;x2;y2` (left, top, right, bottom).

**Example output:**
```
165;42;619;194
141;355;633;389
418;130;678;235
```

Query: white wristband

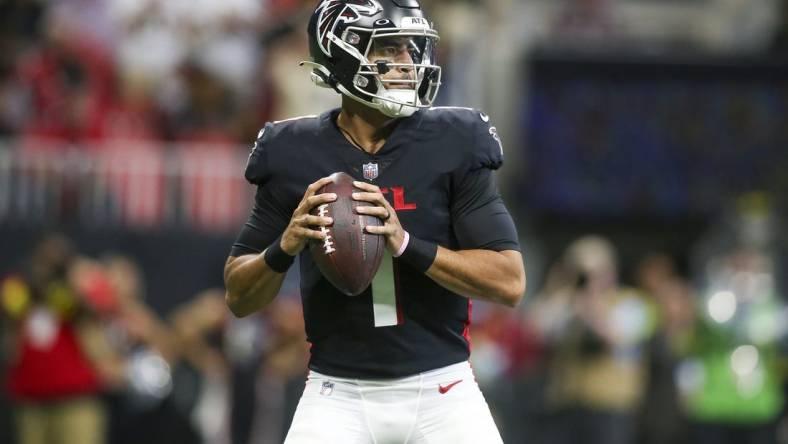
393;231;410;258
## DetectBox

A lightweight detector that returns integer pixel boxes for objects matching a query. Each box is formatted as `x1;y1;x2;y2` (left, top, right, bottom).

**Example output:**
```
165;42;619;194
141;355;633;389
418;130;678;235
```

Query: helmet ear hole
345;31;361;45
354;73;379;96
311;71;328;86
354;75;369;88
307;66;341;91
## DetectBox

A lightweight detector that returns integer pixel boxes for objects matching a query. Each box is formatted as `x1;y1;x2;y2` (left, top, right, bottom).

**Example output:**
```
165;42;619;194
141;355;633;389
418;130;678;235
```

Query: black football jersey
231;107;520;378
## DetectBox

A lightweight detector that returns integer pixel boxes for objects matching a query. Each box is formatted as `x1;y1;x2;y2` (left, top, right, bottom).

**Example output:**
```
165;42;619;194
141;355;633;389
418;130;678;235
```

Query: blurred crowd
1;233;310;444
0;0;342;147
470;192;788;444
2;0;784;150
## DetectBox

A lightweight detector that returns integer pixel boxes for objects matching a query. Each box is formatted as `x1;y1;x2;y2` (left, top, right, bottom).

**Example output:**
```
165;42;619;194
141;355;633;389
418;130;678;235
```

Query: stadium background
1;0;788;443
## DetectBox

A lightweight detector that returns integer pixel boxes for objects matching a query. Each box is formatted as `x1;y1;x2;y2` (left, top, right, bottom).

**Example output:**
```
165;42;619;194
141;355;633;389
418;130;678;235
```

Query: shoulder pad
427;107;504;171
473;109;504;170
244;115;320;185
244;123;274;185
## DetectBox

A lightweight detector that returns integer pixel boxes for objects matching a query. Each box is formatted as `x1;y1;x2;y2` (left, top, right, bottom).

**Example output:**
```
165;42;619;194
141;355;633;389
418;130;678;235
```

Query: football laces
317;204;336;254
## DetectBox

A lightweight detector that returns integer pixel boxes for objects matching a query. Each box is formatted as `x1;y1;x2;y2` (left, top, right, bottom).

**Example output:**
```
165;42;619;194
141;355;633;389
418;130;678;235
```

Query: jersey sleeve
230;124;291;257
450;111;519;252
450;168;520;252
229;186;292;257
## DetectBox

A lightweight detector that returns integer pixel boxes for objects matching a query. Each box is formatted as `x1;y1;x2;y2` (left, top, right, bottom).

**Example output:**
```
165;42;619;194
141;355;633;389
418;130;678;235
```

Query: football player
224;0;526;442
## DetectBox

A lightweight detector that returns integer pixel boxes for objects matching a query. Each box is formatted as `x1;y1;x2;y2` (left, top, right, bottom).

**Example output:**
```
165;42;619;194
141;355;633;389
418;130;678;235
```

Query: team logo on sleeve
362;162;379;180
249;127;265;155
316;0;382;56
489;126;503;155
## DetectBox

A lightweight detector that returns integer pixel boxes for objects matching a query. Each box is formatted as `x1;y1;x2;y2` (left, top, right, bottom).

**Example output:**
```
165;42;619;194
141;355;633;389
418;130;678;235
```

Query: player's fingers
355;205;389;219
305;176;336;196
364;225;387;235
351;191;387;206
303;193;337;211
293;226;327;241
298;214;333;227
293;214;324;228
365;223;398;234
298;177;336;208
352;180;381;193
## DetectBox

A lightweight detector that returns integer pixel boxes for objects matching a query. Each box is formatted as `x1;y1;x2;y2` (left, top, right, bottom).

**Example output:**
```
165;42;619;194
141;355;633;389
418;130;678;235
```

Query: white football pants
284;361;503;444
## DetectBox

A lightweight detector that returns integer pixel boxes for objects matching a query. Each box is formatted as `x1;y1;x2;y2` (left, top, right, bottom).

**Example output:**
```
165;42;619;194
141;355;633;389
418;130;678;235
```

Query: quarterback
224;0;526;442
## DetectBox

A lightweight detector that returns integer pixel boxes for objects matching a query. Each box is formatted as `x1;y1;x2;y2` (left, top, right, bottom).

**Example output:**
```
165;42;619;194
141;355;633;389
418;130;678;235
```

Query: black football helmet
302;0;441;117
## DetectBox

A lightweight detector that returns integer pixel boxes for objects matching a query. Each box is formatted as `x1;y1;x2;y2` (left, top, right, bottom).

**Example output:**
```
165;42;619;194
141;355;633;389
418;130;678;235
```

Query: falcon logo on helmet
316;0;383;57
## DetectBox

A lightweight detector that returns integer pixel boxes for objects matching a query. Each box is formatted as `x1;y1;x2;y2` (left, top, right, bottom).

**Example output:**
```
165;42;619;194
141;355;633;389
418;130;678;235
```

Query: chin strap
374;89;419;117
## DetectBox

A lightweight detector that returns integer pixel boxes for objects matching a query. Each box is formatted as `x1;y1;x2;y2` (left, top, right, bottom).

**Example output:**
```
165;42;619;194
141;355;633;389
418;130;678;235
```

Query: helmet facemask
351;29;441;117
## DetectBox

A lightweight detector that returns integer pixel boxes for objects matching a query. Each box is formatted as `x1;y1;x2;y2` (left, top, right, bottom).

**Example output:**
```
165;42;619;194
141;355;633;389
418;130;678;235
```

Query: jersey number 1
370;252;402;327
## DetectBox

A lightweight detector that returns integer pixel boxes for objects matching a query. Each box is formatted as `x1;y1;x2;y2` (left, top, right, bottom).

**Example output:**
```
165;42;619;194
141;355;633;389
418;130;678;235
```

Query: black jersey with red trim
230;107;520;378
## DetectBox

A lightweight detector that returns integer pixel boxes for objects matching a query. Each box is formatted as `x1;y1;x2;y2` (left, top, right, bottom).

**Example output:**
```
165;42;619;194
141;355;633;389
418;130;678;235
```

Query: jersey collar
321;108;423;157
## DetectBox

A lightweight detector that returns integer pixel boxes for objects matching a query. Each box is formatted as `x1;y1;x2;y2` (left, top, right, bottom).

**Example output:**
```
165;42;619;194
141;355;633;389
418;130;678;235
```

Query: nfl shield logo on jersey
363;162;379;180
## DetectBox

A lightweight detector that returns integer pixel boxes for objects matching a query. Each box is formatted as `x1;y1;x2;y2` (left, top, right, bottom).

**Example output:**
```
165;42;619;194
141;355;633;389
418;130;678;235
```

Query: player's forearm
224;254;287;317
76;320;128;389
126;304;177;363
425;248;525;307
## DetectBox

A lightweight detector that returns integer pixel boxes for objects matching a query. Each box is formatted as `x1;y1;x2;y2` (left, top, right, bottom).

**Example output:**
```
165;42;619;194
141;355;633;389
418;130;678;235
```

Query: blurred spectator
16;6;115;143
678;246;785;444
0;234;121;444
531;235;655;444
97;74;164;141
170;289;233;444
96;254;187;444
106;0;267;144
635;253;695;444
470;302;544;443
170;288;308;444
677;193;786;444
169;61;239;144
108;0;262;94
246;296;308;444
101;255;170;353
265;21;339;122
471;303;543;386
108;0;185;91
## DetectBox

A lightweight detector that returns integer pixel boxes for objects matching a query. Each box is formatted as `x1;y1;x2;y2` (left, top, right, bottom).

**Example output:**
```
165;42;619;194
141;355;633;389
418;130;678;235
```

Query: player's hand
352;181;406;254
281;176;337;256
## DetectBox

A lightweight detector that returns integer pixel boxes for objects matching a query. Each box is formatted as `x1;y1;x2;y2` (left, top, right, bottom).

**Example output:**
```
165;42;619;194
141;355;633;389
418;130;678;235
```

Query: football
309;172;385;296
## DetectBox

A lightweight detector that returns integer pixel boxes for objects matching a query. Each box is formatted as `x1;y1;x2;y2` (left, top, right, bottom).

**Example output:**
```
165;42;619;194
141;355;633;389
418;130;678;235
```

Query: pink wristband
394;231;410;258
